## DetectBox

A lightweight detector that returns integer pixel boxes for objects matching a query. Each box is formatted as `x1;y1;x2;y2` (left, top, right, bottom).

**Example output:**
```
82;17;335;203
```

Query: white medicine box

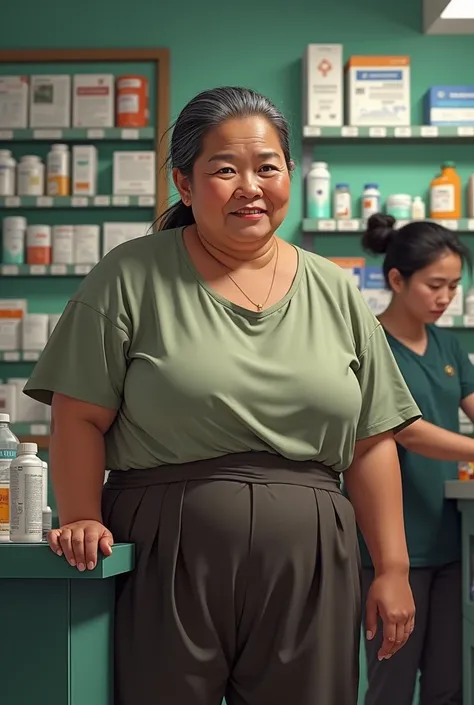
30;75;71;128
345;56;411;127
0;76;29;129
303;44;343;127
113;151;156;196
103;222;149;256
73;74;114;128
72;145;98;196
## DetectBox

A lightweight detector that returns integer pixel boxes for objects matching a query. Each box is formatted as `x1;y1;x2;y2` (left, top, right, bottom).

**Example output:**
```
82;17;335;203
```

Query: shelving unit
0;195;155;208
0;48;170;452
0;127;155;141
303;218;474;233
1;264;92;276
303;125;474;139
301;122;474;374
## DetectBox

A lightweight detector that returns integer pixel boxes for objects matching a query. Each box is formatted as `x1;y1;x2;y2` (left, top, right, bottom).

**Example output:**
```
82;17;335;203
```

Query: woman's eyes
216;165;278;175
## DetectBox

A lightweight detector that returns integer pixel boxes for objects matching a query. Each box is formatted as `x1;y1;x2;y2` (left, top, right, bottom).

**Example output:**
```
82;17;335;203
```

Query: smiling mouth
232;208;267;216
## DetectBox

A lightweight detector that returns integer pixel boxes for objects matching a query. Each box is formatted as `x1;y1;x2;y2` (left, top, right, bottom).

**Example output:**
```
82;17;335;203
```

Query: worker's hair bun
362;213;397;255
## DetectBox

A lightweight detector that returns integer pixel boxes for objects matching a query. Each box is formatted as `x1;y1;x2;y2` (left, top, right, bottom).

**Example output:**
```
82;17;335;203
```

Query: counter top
445;480;474;500
0;542;134;579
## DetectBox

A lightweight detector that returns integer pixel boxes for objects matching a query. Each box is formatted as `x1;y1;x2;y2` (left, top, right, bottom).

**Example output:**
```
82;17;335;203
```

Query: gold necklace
197;229;279;311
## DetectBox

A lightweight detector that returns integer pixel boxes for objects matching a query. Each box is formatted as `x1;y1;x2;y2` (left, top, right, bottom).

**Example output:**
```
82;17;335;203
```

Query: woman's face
173;115;291;249
391;251;462;323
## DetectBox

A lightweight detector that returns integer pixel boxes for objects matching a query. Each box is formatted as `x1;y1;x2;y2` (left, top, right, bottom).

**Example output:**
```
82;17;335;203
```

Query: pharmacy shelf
0;195;155;209
303;125;474;140
0;127;154;142
0;351;42;362
436;315;474;330
10;423;50;450
303;218;474;233
1;263;93;277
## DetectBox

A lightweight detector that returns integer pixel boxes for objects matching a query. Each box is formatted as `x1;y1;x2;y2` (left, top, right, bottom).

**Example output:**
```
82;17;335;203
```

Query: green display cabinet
445;480;474;705
0;542;134;705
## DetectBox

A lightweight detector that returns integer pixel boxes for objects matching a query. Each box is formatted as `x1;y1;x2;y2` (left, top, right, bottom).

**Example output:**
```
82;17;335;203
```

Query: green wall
1;1;473;702
2;0;474;241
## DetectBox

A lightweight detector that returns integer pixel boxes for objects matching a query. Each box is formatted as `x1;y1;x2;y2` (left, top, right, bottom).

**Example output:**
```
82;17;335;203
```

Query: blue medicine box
425;86;474;126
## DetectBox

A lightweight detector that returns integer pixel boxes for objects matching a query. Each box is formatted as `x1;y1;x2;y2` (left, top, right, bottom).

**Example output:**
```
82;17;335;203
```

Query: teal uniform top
360;324;474;568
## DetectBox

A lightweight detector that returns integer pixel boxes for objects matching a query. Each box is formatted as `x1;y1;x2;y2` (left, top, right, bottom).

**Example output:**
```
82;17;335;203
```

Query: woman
24;87;419;705
361;213;474;705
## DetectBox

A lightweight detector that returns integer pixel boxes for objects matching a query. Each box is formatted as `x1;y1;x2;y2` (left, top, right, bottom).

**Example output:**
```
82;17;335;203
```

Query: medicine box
73;74;114;128
72;145;98;196
303;44;343;127
345;56;411;126
0;76;28;129
425;86;474;126
0;299;27;352
30;75;71;128
360;266;391;316
113;151;156;196
103;222;149;256
0;384;17;422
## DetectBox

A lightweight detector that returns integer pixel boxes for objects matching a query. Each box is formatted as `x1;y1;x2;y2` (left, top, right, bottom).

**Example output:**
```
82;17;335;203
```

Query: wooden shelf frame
0;48;170;218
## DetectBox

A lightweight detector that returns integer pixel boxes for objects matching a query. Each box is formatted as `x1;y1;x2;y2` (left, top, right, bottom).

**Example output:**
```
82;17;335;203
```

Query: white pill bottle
9;442;43;543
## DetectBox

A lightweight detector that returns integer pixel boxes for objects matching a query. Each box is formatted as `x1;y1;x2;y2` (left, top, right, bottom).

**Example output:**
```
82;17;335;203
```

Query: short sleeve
453;339;474;400
23;300;129;409
356;324;421;440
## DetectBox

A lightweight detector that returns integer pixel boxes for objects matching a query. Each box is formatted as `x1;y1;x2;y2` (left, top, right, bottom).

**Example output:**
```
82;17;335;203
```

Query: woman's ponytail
156;200;195;231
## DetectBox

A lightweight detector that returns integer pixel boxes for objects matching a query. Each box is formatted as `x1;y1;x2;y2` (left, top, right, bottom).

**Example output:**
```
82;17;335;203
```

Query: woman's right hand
48;520;114;572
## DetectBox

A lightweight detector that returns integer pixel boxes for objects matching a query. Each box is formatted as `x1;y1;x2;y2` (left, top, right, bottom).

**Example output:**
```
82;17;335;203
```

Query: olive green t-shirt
360;325;474;568
24;227;420;471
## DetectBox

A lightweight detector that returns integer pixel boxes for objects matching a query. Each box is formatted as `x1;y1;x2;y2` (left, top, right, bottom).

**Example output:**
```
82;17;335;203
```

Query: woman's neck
194;226;277;271
379;301;426;343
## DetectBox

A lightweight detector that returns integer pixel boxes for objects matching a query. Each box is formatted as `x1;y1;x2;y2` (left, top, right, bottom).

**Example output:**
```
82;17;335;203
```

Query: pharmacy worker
361;213;474;705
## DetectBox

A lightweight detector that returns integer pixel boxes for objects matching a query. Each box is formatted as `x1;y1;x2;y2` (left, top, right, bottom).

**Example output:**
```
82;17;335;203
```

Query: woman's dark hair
362;213;472;288
156;86;292;231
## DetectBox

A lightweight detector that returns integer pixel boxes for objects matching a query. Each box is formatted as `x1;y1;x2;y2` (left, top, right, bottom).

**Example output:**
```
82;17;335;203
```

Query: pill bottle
2;216;26;264
306;162;331;219
17;155;44;196
47;144;70;196
9;442;43;543
362;184;380;220
0;413;19;542
333;183;352;219
26;224;52;265
0;149;16;196
430;162;461;220
116;75;149;127
386;194;412;219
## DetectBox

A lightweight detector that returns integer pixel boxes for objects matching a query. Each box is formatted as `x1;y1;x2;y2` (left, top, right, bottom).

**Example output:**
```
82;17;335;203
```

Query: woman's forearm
396;418;474;461
345;432;409;576
50;414;106;525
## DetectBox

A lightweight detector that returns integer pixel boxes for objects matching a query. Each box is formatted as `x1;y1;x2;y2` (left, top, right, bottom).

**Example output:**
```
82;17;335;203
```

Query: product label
362;196;380;219
334;192;351;218
0;455;14;535
431;185;455;214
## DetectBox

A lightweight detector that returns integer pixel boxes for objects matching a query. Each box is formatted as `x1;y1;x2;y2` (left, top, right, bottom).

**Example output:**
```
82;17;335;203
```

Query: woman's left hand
365;570;415;661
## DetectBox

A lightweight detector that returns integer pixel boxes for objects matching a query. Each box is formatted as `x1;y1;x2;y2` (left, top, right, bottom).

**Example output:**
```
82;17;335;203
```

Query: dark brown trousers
103;452;361;705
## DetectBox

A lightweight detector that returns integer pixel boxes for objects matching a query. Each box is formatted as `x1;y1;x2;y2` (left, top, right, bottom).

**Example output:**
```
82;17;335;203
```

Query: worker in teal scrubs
361;214;474;705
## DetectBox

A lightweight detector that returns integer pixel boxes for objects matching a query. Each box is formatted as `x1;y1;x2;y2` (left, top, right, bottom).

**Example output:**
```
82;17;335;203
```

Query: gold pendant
256;304;263;311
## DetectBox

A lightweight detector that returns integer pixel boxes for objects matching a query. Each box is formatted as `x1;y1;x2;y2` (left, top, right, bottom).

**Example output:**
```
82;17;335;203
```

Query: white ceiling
424;0;474;33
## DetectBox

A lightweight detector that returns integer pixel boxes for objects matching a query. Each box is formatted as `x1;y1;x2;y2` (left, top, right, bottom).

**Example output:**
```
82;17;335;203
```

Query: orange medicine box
345;56;411;127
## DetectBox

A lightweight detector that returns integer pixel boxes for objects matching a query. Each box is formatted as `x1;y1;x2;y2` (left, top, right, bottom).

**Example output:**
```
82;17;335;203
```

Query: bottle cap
364;183;379;189
0;413;10;423
335;183;349;189
17;442;38;454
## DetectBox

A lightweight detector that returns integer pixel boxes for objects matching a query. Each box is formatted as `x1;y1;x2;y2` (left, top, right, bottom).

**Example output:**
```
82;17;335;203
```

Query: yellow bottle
430;161;461;220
